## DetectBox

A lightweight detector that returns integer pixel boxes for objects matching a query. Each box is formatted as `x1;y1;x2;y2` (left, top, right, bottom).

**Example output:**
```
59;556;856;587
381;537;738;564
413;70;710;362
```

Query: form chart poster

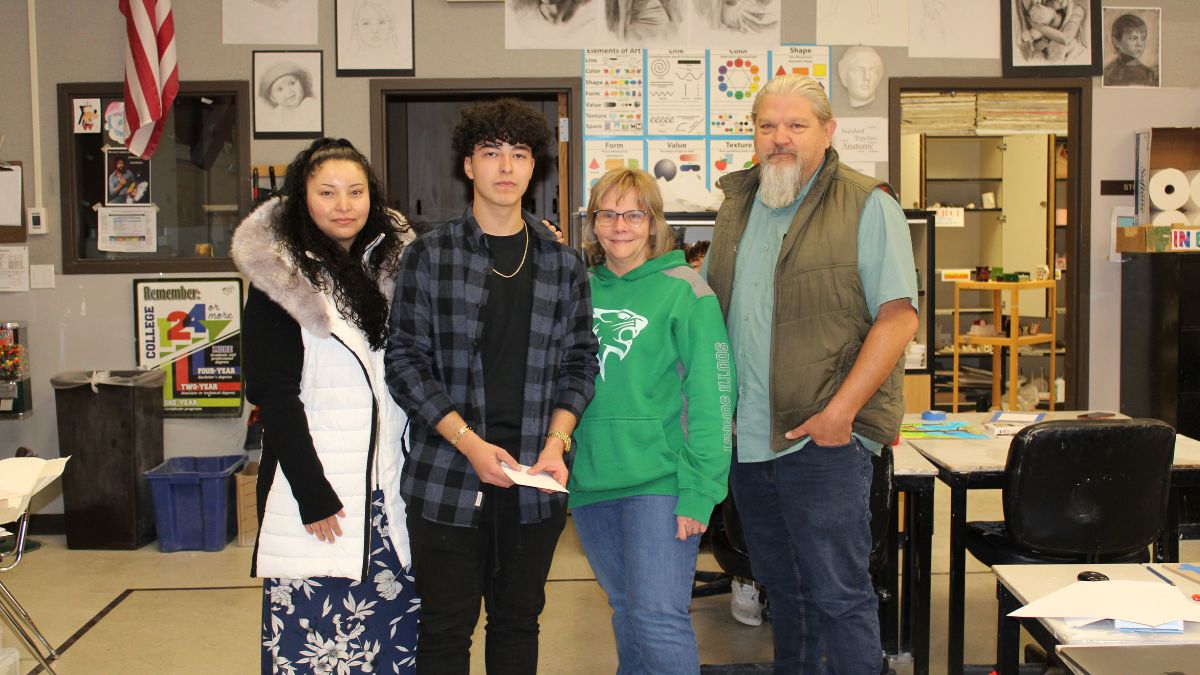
134;278;244;417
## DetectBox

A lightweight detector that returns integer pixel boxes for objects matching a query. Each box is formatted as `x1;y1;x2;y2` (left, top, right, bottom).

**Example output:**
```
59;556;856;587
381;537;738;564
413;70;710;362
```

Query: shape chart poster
585;139;644;191
134;278;244;417
646;50;707;136
709;50;767;136
772;45;832;98
648;139;716;212
583;49;644;136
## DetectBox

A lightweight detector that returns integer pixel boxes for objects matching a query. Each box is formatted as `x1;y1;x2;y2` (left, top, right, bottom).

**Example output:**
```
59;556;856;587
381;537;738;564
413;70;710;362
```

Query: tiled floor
3;484;1198;674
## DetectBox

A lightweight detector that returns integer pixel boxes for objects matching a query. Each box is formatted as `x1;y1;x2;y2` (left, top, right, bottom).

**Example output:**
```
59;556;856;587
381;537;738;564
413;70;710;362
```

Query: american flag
119;0;178;159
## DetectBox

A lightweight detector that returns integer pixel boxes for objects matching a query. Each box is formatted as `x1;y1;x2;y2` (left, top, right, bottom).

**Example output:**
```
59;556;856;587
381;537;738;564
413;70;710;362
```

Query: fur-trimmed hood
231;197;413;338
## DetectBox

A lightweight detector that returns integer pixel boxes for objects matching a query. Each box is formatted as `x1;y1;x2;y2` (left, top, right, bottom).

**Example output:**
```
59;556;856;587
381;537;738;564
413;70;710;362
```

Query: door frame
369;77;582;237
888;77;1093;408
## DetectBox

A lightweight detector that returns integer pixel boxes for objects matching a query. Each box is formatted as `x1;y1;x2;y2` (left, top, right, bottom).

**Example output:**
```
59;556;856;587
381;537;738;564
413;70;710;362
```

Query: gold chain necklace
491;223;529;279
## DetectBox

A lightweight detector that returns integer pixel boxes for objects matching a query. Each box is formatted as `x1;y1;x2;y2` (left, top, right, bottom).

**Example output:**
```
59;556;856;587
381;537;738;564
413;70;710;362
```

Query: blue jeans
573;495;702;675
730;439;879;675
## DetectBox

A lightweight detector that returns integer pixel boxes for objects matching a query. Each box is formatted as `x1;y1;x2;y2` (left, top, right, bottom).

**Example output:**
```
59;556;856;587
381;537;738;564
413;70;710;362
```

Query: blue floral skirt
262;490;420;674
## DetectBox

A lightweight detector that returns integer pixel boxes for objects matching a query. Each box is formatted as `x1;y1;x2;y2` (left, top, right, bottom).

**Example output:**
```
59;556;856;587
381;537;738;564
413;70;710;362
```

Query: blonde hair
752;74;833;124
583;168;675;267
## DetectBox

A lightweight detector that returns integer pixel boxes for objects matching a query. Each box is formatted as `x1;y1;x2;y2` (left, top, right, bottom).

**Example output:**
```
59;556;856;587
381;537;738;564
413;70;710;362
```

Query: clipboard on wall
0;160;27;244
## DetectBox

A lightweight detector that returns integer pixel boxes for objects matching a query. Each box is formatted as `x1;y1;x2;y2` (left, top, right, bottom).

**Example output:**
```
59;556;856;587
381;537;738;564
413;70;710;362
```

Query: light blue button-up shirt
703;165;918;463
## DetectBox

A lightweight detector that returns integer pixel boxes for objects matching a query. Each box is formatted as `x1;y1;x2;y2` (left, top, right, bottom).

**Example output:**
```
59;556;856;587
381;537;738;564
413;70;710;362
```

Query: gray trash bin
51;370;164;549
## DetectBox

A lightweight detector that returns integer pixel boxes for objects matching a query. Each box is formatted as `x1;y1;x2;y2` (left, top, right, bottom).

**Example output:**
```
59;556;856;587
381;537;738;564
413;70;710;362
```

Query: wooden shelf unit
952;280;1056;413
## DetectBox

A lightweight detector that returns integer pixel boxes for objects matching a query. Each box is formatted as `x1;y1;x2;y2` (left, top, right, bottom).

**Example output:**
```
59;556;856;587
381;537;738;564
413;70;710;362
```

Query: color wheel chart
582;45;831;212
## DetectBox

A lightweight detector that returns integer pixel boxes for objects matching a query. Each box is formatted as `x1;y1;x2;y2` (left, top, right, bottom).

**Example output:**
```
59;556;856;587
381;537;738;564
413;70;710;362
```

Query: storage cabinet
900;133;1066;410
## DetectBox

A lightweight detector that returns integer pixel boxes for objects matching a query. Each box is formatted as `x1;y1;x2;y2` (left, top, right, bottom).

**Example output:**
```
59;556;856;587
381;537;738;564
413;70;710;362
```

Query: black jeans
407;485;565;674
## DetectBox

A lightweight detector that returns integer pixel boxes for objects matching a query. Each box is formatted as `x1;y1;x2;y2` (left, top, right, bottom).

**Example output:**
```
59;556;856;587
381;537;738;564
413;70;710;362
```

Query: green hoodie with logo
568;250;737;523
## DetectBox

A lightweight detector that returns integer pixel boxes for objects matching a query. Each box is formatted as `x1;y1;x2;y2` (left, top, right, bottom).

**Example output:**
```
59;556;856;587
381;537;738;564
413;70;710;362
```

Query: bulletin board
0;161;26;244
582;45;832;213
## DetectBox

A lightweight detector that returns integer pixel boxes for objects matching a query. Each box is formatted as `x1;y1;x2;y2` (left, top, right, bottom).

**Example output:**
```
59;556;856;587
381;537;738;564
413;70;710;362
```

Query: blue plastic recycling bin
144;455;247;552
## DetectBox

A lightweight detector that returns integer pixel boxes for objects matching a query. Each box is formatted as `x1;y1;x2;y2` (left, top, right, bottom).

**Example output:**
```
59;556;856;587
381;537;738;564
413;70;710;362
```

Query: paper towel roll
1149;168;1191;211
1187;170;1200;210
1185;207;1200;226
1152;210;1189;227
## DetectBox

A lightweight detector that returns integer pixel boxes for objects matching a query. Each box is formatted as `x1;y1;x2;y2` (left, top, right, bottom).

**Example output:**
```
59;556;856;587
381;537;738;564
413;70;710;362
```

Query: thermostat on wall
27;207;47;235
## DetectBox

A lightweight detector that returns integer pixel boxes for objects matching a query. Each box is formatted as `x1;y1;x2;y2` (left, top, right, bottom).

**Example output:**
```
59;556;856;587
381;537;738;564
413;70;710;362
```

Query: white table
994;563;1200;674
902;411;1200;675
1056;643;1200;674
883;440;938;674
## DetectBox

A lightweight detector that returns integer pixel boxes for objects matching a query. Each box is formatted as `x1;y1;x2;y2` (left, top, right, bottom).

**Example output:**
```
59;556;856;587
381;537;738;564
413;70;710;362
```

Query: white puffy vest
254;298;410;580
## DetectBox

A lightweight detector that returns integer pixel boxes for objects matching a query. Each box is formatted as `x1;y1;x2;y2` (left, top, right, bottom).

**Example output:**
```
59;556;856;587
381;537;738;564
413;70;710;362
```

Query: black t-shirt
481;225;535;449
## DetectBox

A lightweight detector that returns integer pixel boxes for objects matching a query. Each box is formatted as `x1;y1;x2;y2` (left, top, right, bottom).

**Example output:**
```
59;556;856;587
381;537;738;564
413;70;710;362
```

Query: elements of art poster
583;49;644;136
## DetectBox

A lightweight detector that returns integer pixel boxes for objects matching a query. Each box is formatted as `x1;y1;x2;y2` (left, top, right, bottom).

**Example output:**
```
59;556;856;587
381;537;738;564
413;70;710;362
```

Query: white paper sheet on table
0;457;70;522
500;463;568;494
1010;580;1200;628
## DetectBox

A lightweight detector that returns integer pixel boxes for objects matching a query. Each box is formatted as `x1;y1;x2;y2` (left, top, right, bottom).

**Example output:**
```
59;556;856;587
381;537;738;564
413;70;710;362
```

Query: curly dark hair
274;137;409;349
451;98;552;162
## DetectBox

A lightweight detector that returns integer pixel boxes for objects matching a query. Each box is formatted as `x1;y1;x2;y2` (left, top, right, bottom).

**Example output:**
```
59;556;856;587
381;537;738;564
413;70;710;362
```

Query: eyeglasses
592;209;649;228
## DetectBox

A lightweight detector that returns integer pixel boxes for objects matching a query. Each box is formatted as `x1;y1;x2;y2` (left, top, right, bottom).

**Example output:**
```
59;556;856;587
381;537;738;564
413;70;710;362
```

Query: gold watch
545;431;572;453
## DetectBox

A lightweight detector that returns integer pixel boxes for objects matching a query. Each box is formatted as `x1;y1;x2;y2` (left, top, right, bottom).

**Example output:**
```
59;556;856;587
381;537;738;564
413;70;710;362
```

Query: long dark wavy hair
274;137;407;349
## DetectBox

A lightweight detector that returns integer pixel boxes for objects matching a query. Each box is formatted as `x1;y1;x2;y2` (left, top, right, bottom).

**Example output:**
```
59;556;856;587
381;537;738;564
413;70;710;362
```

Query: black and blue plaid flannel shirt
385;208;598;527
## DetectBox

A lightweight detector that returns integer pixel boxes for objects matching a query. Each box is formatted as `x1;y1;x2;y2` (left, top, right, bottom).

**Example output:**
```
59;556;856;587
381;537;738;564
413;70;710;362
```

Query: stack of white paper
0;457;70;523
1010;580;1200;630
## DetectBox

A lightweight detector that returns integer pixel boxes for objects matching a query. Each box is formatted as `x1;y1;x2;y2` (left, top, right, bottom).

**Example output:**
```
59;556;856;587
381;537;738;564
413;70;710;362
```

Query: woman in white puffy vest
233;138;419;674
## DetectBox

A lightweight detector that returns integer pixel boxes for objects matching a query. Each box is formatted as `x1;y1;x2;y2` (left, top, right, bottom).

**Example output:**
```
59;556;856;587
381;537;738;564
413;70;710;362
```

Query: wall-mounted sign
133;278;244;417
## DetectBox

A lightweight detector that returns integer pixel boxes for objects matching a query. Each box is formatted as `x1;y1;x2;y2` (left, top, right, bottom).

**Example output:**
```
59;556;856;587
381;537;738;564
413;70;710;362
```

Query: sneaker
730;577;763;626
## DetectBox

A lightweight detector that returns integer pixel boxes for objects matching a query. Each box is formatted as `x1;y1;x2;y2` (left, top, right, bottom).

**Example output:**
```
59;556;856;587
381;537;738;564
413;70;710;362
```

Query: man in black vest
704;74;918;673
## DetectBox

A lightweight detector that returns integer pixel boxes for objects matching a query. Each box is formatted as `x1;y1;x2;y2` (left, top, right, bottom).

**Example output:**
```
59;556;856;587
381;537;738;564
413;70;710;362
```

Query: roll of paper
1152;210;1189;227
1149;168;1191;211
1187;170;1200;210
1185;207;1200;226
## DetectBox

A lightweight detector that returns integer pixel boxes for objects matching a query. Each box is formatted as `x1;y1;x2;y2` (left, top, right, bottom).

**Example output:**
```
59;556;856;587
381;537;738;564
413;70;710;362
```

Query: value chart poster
134;278;244;417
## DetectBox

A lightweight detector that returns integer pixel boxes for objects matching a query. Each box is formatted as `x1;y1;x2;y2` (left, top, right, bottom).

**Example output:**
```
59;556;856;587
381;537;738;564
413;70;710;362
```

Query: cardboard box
1115;225;1200;253
235;461;259;547
1135;127;1200;223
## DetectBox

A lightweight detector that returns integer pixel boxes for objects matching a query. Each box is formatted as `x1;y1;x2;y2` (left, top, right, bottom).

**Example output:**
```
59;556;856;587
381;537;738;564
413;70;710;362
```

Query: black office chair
963;418;1176;567
704;444;895;619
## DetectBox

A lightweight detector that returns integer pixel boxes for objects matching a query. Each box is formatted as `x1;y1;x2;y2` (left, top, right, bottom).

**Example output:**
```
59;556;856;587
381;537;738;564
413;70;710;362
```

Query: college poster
134;278;244;417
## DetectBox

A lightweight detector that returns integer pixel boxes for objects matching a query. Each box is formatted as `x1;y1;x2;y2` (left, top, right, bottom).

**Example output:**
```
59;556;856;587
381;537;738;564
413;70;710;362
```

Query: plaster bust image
838;46;884;108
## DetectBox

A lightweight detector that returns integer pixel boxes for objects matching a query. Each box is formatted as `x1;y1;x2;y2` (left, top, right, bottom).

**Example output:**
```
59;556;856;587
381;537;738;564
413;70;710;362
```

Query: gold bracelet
545;430;572;454
450;424;473;446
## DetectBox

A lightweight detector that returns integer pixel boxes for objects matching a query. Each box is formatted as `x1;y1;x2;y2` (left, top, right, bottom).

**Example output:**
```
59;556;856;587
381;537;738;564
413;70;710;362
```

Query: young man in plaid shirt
385;98;598;674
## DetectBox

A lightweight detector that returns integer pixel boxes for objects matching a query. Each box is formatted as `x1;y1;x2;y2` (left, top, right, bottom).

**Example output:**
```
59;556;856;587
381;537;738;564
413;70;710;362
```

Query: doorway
889;77;1093;410
369;78;582;239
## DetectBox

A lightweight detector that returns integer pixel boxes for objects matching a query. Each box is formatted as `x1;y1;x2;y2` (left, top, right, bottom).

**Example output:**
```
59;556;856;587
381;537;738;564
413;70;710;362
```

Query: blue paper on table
900;421;990;440
1114;619;1185;633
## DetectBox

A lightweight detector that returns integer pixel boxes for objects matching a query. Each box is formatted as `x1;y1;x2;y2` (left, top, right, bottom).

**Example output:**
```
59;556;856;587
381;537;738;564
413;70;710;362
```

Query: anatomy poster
832;117;888;163
646;50;707;136
583;49;644;136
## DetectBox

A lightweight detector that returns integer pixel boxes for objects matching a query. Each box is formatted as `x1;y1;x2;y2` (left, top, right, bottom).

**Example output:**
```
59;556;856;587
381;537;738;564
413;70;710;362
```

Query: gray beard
758;159;804;209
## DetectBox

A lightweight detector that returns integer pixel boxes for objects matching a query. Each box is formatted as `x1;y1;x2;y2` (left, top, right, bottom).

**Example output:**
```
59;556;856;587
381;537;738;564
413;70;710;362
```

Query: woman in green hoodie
569;168;736;673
